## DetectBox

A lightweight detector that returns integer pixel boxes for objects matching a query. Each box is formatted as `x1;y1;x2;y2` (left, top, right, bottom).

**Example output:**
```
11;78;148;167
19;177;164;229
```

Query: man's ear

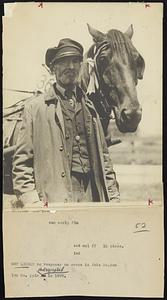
87;23;105;43
50;65;56;76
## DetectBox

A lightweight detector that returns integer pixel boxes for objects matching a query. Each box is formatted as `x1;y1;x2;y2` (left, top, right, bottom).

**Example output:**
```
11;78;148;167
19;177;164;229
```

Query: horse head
80;24;145;133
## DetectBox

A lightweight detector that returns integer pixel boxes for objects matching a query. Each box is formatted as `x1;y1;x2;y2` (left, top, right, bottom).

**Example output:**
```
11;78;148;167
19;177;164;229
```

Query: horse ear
124;24;134;39
137;55;145;80
87;23;105;43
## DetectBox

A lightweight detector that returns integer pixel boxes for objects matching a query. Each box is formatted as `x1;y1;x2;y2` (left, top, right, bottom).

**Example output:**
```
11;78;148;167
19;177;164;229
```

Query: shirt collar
44;84;97;115
56;82;77;99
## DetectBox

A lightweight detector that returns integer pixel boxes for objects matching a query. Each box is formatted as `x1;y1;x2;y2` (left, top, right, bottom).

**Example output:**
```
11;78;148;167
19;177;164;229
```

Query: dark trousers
71;171;100;202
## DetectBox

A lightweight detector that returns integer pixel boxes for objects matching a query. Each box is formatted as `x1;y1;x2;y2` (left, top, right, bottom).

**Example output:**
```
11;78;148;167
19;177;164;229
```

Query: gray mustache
64;70;76;75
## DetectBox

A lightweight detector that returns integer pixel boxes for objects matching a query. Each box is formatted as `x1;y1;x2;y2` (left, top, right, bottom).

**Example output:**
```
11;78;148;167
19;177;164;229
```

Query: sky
3;2;163;137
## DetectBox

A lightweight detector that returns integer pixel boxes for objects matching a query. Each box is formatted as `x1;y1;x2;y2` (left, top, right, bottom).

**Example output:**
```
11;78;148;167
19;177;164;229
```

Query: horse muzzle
114;106;142;133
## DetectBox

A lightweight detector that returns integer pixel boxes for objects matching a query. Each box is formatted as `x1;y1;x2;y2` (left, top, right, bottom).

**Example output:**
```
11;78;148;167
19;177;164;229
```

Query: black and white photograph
3;2;163;207
2;2;164;298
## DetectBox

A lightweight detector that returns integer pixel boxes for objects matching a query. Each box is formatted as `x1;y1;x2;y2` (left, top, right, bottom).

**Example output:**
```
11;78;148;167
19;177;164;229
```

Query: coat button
75;135;80;141
59;145;64;151
61;172;66;178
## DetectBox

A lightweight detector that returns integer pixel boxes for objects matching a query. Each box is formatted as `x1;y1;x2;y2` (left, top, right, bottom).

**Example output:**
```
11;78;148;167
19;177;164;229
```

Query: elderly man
12;38;120;206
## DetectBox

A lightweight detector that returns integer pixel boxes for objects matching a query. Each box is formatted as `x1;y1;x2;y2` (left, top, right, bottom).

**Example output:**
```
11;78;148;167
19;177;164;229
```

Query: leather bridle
86;41;116;121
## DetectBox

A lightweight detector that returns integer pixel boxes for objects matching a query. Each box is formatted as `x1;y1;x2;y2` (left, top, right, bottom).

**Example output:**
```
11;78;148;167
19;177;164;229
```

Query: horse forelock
106;29;136;63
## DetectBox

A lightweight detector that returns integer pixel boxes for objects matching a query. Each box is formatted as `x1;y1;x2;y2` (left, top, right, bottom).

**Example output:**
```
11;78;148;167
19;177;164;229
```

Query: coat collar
44;84;97;116
45;85;58;103
56;82;77;99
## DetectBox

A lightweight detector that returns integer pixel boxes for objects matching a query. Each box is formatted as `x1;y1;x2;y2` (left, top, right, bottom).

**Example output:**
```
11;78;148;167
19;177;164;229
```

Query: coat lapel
56;98;65;136
81;95;97;137
45;85;65;137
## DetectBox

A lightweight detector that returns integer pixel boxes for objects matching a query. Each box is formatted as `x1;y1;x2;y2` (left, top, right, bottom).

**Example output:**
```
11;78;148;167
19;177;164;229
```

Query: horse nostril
122;107;142;121
121;109;132;120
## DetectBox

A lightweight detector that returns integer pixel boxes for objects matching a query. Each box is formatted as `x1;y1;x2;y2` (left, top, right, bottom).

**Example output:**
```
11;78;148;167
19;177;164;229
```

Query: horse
3;24;145;194
79;24;145;142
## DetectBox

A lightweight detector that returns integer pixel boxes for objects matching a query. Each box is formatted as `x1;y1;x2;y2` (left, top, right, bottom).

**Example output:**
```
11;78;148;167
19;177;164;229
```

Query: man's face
53;56;81;87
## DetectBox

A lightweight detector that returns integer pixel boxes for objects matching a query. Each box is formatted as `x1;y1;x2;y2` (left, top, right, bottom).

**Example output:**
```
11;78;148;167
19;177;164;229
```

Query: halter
86;41;115;120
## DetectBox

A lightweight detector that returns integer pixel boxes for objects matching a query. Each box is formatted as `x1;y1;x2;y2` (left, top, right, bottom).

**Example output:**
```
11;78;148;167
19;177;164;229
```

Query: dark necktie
64;89;76;109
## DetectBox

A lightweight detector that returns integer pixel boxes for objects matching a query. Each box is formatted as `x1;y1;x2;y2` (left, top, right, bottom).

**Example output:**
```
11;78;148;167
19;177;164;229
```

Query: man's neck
57;81;76;91
56;82;77;99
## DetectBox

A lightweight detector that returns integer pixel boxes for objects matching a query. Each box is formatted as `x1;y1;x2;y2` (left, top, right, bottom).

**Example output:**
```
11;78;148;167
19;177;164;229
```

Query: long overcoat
12;85;119;207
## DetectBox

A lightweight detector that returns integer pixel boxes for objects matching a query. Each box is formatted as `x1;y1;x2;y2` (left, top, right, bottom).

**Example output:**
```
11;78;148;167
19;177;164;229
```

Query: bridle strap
86;43;114;119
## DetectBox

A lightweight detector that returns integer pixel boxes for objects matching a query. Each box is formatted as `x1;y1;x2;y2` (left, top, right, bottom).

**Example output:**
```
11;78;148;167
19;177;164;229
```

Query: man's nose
68;60;75;69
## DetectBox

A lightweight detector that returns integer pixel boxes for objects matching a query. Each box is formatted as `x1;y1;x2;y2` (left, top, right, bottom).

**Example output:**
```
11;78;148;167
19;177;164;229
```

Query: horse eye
99;56;106;62
135;54;145;80
99;56;109;68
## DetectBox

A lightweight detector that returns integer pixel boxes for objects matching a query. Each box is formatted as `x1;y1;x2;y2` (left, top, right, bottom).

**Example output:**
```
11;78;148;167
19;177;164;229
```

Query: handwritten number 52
134;222;149;233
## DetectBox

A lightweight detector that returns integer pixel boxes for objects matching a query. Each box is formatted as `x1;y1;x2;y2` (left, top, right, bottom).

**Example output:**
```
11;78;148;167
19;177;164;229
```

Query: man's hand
11;190;41;208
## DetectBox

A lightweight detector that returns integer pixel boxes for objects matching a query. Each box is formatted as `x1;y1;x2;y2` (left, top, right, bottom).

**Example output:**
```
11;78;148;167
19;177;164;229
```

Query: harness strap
86;43;113;118
4;88;35;94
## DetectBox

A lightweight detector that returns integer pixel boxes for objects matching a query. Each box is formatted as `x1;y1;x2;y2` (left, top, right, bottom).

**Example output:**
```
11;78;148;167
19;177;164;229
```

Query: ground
114;164;162;203
109;135;162;203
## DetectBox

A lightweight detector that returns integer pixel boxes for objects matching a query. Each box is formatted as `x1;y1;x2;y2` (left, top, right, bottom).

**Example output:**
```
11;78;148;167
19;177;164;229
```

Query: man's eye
72;58;80;63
